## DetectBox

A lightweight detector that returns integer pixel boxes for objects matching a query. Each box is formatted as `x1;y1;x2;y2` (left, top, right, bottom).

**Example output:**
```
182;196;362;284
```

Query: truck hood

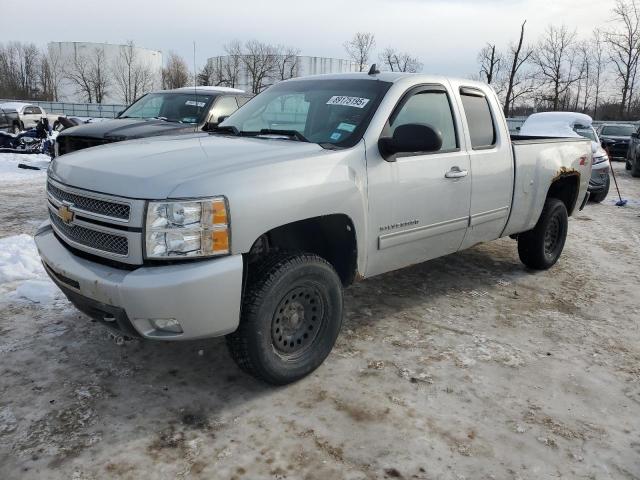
58;118;200;140
50;134;326;199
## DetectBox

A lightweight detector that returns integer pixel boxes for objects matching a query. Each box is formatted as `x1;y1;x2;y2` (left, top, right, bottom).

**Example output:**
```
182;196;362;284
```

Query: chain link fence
0;99;127;119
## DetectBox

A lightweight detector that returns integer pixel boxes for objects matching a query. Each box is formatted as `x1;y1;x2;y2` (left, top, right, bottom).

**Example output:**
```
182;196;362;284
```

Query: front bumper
35;223;243;340
588;162;610;193
603;143;629;159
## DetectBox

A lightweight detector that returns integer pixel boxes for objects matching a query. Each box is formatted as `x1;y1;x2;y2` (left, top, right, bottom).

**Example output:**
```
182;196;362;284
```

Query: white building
48;41;163;104
204;55;361;93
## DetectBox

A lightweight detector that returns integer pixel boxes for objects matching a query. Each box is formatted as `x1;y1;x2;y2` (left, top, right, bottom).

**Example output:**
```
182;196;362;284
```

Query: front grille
50;211;128;256
47;182;130;220
59;136;113;155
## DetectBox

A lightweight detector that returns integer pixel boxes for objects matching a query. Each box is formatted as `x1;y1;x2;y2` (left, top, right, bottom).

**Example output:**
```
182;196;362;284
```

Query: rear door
365;84;472;277
454;84;513;248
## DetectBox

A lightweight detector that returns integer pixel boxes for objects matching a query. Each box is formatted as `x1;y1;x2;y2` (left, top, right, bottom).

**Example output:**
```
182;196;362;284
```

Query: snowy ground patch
0;152;49;183
0;234;61;305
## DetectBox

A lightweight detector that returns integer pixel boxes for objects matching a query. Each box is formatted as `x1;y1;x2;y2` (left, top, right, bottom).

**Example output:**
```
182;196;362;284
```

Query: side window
210;96;239;123
389;89;458;151
460;89;496;149
236;96;251;107
23;107;33;115
32;107;42;115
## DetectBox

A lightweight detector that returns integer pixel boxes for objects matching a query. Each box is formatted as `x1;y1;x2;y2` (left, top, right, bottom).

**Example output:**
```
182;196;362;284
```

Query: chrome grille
47;181;130;220
50;211;128;256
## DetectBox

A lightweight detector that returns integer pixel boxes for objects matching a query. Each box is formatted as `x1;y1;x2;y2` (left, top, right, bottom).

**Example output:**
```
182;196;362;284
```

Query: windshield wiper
253;129;309;142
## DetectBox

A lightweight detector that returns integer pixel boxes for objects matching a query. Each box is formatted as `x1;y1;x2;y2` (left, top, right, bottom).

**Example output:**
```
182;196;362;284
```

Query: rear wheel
11;123;20;134
518;198;568;270
226;253;343;385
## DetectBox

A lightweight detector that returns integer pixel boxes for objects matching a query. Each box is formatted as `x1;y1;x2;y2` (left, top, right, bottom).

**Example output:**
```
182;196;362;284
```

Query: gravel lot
0;160;639;480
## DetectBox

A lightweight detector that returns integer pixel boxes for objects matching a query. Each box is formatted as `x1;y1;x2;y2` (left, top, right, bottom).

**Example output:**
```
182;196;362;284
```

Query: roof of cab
283;71;491;91
167;86;246;94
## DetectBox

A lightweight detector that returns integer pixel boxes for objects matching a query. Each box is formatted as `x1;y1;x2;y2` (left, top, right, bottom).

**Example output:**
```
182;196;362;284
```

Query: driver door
365;85;471;277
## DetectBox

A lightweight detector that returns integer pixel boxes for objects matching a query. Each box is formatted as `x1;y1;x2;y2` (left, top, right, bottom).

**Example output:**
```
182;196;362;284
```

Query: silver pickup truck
36;72;591;384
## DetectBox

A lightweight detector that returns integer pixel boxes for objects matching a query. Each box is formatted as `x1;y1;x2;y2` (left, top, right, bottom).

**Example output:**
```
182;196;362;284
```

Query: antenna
368;63;380;75
193;41;198;133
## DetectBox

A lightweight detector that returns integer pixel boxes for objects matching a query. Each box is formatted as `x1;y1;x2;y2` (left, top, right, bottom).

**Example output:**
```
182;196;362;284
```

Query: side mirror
203;115;230;131
378;123;443;161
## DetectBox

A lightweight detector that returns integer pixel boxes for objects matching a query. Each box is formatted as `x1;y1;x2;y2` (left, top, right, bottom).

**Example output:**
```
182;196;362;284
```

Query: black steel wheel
226;253;343;385
518;198;568;270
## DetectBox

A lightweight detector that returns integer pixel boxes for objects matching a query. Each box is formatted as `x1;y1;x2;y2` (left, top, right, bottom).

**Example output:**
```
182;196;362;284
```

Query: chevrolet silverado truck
36;72;591;385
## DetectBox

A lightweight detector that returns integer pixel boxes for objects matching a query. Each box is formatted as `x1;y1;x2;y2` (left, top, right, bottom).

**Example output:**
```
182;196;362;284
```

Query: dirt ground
1;162;639;480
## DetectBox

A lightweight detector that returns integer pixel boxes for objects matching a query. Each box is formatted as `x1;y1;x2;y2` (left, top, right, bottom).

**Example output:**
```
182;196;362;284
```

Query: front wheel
518;198;568;270
226;253;343;385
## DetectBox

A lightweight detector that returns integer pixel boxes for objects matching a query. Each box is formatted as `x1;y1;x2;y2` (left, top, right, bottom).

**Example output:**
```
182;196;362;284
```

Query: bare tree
606;0;640;117
43;45;64;101
65;50;95;102
591;29;608;118
379;47;422;73
89;47;109;103
344;32;376;72
113;41;156;104
223;41;243;88
242;40;278;93
275;46;300;80
503;21;534;116
0;42;43;99
162;51;190;90
477;44;503;84
533;24;581;111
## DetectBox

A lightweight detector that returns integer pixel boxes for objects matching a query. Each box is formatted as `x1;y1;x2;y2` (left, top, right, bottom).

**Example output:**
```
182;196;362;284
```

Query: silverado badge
58;204;75;225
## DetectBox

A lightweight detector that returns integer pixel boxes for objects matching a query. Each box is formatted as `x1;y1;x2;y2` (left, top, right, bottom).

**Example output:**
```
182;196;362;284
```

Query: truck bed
502;135;592;237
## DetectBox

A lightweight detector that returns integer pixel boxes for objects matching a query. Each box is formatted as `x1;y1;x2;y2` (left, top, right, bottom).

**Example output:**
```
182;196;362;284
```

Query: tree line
475;0;640;120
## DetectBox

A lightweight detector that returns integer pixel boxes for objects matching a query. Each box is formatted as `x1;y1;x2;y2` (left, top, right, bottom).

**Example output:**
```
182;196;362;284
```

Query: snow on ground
0;234;61;305
0;152;49;183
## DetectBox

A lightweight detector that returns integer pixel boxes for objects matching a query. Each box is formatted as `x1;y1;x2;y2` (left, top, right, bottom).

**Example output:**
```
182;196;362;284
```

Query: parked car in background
38;72;591;384
55;86;253;156
0;102;47;130
624;125;640;175
0;107;21;133
597;123;636;160
519;112;610;203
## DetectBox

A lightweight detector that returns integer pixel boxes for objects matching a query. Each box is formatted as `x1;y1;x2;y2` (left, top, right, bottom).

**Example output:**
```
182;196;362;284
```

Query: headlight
145;197;230;259
593;154;608;165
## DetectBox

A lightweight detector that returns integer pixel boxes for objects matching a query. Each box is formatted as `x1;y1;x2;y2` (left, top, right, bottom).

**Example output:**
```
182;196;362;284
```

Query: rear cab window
459;87;496;149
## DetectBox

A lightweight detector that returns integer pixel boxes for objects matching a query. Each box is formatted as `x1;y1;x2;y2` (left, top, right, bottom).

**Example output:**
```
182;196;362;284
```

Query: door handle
445;167;468;179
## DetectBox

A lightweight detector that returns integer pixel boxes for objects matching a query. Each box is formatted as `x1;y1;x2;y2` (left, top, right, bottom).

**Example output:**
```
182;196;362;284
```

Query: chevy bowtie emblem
58;204;74;224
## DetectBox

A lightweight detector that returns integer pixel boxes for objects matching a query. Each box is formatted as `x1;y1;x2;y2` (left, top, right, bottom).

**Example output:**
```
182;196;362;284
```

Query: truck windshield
217;79;392;148
119;93;214;124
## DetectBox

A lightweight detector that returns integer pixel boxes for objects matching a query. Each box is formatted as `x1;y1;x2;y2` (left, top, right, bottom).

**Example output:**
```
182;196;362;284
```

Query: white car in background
0;102;47;130
520;112;610;203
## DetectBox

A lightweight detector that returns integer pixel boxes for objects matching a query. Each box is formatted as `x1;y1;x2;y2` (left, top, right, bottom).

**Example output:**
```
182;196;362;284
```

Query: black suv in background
55;86;253;156
598;123;636;160
0;107;21;134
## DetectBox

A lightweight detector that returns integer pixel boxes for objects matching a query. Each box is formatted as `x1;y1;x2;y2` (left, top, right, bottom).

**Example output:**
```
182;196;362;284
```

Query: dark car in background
598;123;636;160
0;107;21;134
55;86;253;156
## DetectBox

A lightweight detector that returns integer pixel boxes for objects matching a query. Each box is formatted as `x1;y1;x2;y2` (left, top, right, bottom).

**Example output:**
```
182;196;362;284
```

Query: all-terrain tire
518;198;568;270
589;175;610;203
226;253;343;385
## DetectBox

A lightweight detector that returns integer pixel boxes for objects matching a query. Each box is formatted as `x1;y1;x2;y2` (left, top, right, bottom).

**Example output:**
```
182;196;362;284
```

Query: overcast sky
2;0;615;77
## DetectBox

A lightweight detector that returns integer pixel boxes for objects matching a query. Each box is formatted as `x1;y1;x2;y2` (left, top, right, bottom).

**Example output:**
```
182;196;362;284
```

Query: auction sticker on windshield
326;96;370;108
